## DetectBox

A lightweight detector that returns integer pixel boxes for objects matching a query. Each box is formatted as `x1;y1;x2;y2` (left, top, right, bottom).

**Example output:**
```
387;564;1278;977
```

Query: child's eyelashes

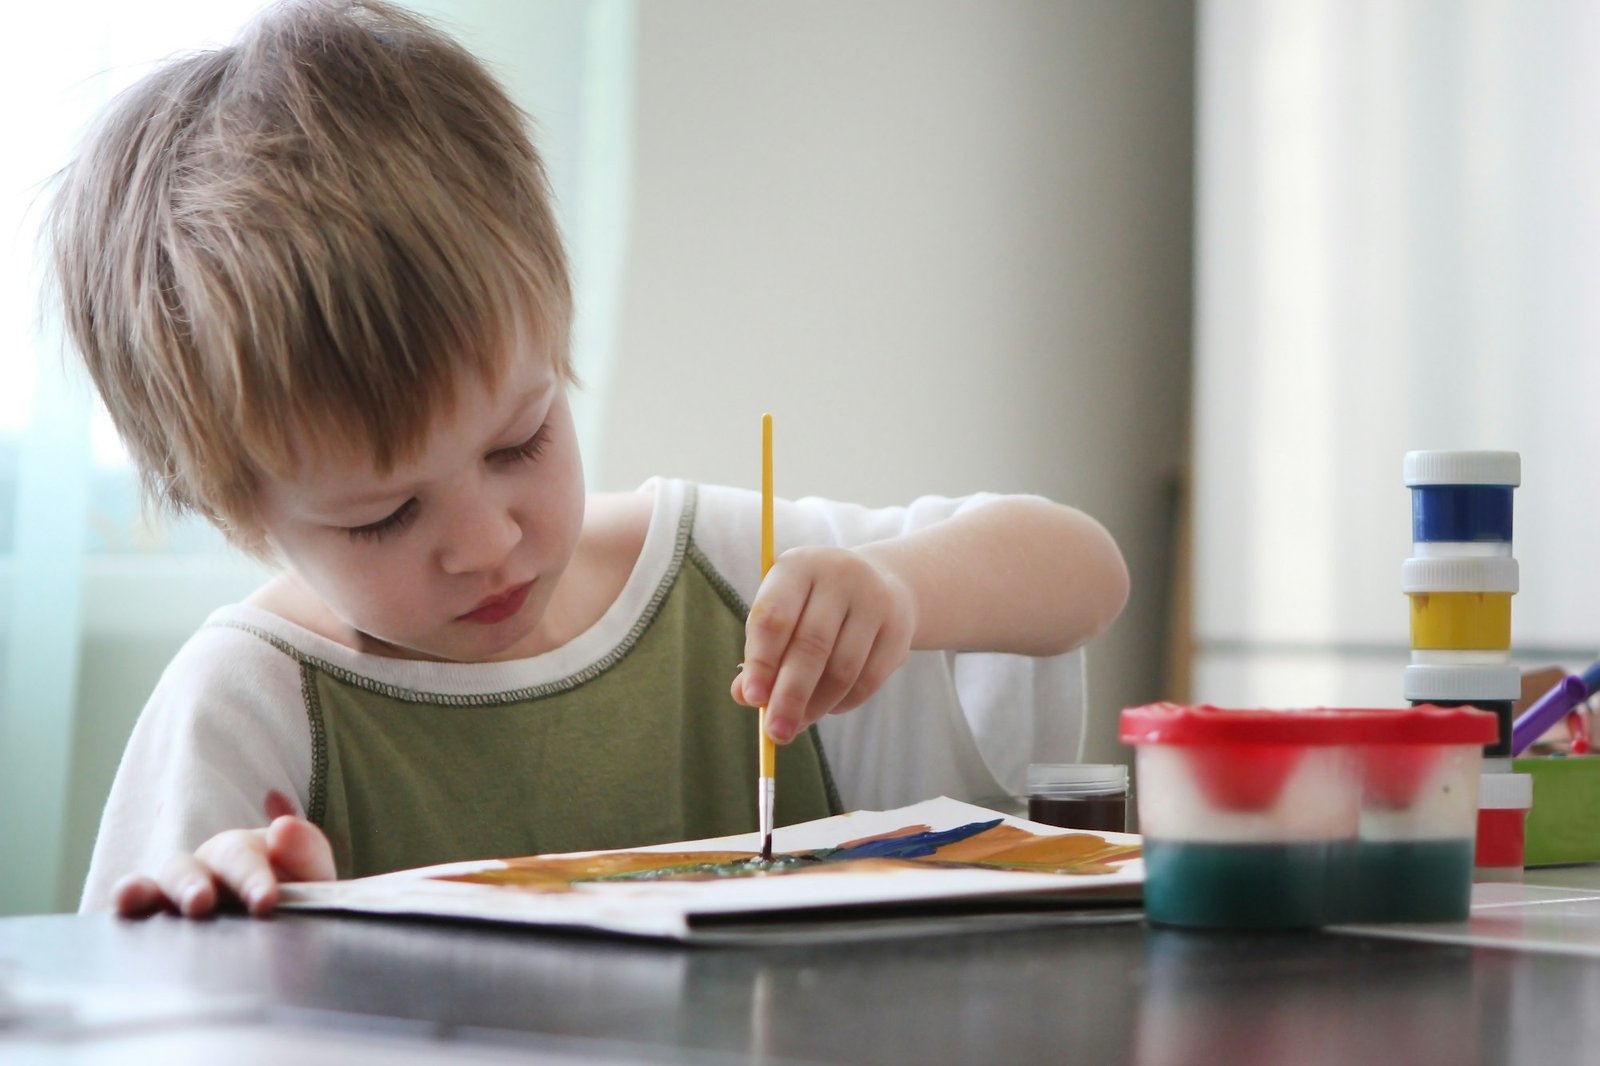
492;424;551;464
341;425;550;543
346;498;420;542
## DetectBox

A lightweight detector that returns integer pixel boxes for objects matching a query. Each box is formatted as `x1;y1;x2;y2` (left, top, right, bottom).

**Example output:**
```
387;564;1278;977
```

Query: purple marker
1510;674;1589;756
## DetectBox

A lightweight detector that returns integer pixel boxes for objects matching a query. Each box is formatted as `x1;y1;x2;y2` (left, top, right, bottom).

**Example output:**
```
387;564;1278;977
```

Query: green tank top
234;505;841;879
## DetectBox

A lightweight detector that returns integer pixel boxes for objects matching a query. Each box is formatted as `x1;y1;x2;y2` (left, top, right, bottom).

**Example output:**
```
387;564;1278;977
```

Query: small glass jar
1026;764;1129;832
1475;771;1533;881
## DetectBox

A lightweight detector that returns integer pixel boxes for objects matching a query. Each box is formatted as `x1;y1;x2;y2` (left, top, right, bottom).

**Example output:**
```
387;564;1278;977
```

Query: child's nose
438;497;522;575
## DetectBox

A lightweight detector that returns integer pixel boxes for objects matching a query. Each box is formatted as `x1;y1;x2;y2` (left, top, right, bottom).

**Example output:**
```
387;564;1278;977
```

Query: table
7;870;1600;1065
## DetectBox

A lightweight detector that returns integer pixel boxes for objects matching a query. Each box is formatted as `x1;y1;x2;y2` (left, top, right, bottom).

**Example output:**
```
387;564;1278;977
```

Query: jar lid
1403;663;1522;701
1401;556;1519;593
1027;763;1128;794
1404;450;1521;487
1119;703;1499;746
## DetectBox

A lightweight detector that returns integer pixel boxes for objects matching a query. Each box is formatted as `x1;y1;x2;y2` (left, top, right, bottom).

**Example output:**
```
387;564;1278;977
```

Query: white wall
598;1;1195;764
1193;1;1600;709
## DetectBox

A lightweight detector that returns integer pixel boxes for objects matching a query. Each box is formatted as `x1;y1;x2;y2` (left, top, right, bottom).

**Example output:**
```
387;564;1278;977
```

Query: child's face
253;347;586;663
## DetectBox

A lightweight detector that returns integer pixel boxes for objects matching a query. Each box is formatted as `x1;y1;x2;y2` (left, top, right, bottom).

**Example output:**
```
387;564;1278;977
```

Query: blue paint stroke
827;819;1003;861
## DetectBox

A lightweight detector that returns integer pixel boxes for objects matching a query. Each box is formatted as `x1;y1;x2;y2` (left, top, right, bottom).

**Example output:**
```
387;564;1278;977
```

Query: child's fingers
741;572;814;709
834;628;911;713
193;828;278;915
799;611;878;722
265;815;337;883
112;874;175;918
153;853;225;918
764;587;850;743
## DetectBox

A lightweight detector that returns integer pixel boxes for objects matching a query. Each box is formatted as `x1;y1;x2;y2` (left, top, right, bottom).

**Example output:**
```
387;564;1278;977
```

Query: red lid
1119;702;1497;746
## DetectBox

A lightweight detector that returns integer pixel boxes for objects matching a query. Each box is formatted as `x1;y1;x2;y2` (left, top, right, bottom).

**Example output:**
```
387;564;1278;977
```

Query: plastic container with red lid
1121;703;1497;929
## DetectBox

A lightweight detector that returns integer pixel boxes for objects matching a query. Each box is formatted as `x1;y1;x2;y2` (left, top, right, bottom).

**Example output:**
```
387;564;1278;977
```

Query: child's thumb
266;815;337;883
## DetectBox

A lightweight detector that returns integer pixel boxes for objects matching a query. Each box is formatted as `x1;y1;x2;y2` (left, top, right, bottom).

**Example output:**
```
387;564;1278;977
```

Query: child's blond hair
46;0;572;545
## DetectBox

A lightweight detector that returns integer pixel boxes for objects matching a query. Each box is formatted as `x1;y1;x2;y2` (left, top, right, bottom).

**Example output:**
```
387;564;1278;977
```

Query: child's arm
732;495;1127;743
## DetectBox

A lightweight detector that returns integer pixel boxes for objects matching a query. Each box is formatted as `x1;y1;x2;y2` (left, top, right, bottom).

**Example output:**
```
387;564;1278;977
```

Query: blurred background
2;0;1596;914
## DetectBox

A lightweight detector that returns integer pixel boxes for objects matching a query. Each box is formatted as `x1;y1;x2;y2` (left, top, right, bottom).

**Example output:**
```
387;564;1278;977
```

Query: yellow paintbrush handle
760;412;776;778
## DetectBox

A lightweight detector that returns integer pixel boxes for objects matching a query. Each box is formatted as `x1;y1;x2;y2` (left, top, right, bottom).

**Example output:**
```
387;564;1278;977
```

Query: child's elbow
1087;535;1131;644
1059;506;1130;651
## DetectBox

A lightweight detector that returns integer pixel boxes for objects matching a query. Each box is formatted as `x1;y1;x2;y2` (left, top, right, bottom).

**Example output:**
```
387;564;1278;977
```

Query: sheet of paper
1331;882;1600;956
278;797;1144;942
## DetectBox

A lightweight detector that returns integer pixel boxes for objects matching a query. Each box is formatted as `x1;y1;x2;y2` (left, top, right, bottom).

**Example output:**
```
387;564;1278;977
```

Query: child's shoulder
576;483;657;582
145;605;307;724
582;483;656;547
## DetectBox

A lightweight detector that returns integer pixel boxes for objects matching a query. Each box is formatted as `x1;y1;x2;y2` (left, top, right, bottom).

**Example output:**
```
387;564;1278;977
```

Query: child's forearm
853;496;1129;656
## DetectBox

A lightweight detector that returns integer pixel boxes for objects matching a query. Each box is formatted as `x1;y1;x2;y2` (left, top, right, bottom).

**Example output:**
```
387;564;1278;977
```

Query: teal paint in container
1348;738;1486;922
1142;839;1356;929
1121;704;1497;929
1344;839;1475;922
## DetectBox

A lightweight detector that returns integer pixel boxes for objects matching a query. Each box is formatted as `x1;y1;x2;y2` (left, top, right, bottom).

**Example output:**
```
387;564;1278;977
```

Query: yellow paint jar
1409;592;1513;650
1401;557;1518;652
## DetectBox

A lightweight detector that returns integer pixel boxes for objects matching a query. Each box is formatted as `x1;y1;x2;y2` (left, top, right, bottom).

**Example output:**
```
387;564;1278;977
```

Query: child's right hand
112;791;335;918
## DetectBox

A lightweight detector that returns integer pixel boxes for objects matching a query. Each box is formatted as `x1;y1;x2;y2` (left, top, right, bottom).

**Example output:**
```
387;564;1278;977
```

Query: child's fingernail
245;878;271;911
180;881;206;913
768;720;795;744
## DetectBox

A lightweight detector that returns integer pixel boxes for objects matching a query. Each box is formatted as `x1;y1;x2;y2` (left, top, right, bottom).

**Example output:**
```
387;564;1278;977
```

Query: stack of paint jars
1401;450;1531;878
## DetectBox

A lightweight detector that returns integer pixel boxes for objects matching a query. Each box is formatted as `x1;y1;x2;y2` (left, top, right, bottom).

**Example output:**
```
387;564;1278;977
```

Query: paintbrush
758;413;776;861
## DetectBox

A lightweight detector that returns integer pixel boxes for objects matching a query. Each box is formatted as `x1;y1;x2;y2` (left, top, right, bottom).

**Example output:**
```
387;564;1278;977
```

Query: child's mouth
458;581;535;625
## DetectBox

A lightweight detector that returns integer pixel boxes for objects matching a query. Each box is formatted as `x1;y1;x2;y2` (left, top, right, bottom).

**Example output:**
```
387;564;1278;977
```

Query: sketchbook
276;797;1145;943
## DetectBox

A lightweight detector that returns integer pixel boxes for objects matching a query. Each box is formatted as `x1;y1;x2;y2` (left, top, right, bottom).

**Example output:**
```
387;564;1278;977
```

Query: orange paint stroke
436;824;1140;893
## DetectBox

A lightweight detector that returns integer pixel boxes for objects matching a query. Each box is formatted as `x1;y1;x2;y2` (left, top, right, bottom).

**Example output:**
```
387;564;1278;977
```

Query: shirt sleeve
685;480;1090;812
78;622;312;912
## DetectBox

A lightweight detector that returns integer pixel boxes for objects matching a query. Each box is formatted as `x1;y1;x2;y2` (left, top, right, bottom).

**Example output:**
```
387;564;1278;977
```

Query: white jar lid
1401;556;1519;593
1027;763;1128;795
1404;450;1521;487
1479;771;1533;810
1403;663;1522;701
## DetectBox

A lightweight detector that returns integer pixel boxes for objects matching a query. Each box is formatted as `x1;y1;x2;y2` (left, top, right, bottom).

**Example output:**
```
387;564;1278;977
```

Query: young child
48;0;1130;917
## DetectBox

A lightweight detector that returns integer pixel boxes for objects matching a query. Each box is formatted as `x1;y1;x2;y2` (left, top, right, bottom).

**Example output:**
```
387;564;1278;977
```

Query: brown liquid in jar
1028;792;1128;832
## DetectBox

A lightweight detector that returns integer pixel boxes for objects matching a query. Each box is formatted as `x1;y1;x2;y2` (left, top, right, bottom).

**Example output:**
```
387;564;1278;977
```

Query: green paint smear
589;853;828;882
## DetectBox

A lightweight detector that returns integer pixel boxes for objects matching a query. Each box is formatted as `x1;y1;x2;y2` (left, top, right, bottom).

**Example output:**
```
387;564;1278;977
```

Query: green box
1512;757;1600;866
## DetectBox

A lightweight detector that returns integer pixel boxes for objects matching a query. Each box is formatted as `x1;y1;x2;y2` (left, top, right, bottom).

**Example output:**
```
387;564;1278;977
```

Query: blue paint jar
1404;450;1519;551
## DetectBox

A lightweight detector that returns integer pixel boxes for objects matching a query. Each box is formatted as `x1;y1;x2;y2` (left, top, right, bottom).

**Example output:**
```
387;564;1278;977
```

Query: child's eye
346;498;419;542
491;424;551;464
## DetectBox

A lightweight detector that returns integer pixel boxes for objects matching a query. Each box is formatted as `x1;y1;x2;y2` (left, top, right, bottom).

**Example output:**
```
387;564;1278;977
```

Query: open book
277;797;1144;943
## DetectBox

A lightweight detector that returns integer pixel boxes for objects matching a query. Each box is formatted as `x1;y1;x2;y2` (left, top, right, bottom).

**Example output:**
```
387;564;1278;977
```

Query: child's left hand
731;546;916;743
